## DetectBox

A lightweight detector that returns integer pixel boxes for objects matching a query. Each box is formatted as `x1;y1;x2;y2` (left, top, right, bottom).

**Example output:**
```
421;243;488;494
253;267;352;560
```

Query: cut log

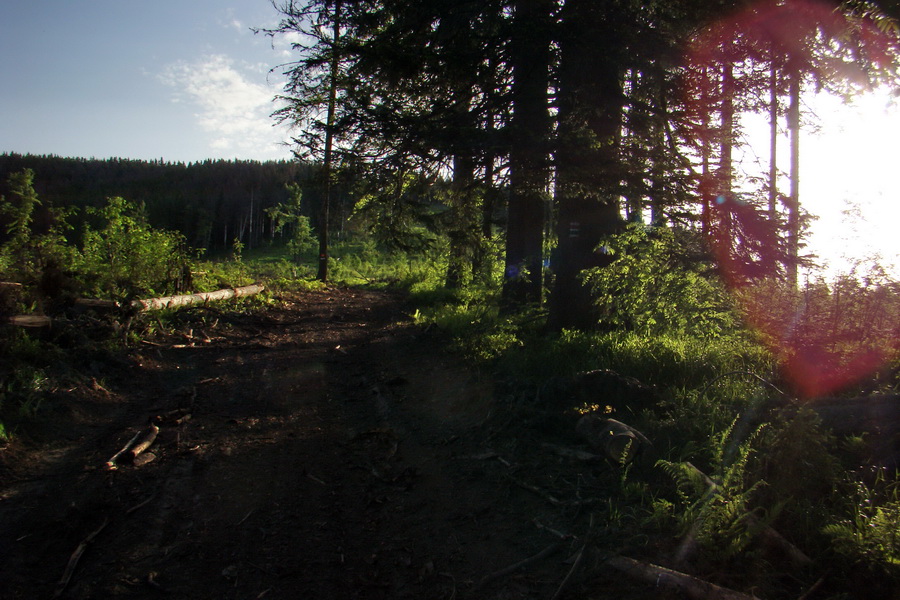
129;424;159;460
136;284;266;311
7;314;52;328
106;424;159;469
75;284;266;313
604;555;761;600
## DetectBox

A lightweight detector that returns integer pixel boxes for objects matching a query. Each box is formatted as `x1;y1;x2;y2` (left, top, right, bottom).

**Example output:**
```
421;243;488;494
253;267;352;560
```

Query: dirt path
0;288;633;599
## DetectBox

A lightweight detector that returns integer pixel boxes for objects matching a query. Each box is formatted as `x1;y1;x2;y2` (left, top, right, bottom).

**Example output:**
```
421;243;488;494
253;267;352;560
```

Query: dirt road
0;288;633;599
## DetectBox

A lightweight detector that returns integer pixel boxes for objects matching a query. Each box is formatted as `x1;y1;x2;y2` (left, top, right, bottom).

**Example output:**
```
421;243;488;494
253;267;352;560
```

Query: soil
0;288;641;600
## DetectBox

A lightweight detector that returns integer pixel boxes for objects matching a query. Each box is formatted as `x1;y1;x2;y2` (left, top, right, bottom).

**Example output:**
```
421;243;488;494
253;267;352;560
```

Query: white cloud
160;54;290;160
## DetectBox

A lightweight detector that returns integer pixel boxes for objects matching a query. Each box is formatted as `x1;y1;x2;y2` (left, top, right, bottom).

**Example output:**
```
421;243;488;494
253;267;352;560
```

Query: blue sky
0;1;296;162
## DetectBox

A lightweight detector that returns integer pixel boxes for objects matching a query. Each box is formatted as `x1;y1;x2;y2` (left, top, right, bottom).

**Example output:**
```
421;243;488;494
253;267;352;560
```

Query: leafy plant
0;169;80;288
265;183;316;263
657;419;776;560
582;224;737;337
824;471;900;571
79;196;192;298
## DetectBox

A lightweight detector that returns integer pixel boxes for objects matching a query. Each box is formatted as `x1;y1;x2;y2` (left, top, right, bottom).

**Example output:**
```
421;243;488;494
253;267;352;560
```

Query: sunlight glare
801;87;900;279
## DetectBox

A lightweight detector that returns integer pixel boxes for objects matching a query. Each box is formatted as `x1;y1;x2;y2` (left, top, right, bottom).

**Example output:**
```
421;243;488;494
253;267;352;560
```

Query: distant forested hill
0;153;335;253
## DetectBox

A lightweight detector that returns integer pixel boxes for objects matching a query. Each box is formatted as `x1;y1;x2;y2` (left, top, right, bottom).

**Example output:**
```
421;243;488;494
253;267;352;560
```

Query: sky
0;0;295;163
740;87;900;278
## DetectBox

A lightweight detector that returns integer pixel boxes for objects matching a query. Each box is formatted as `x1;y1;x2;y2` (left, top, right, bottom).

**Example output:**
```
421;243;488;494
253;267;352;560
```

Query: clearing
0;288;648;600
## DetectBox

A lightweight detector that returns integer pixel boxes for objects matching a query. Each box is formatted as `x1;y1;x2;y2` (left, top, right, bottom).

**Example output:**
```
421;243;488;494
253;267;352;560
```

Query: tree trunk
318;0;342;283
502;0;552;307
549;0;625;330
768;59;779;222
718;62;735;244
787;62;801;287
445;154;476;290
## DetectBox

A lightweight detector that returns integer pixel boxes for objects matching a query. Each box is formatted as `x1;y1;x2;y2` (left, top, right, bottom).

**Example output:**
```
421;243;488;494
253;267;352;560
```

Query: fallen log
75;284;266;313
129;424;159;460
604;555;760;600
106;424;159;469
7;314;52;328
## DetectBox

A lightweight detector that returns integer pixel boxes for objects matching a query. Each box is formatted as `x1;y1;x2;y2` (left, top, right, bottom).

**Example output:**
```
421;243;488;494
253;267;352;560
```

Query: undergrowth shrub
824;471;900;575
657;420;780;562
79;196;192;298
582;224;737;337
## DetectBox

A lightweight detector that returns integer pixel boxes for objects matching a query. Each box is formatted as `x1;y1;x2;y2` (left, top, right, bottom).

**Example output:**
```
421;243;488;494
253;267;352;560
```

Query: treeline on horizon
0;152;353;254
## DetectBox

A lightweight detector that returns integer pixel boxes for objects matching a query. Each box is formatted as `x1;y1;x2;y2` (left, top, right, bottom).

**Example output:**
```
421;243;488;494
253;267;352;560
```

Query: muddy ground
0;288;661;600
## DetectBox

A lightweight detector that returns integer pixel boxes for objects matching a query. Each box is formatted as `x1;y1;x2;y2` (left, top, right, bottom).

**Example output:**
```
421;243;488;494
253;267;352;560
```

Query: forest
0;153;335;253
2;0;900;598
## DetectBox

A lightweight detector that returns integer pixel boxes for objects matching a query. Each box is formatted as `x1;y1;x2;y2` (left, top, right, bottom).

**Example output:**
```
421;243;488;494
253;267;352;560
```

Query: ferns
657;419;774;559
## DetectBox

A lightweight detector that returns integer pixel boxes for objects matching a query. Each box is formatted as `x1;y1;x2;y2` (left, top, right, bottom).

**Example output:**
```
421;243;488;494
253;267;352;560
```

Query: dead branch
533;520;576;541
52;516;109;598
551;514;596;600
106;429;144;469
797;576;826;600
473;541;564;591
603;554;760;600
126;495;156;516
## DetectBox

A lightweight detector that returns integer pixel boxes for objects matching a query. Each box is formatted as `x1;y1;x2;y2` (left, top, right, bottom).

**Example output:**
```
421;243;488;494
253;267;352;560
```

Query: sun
799;86;900;279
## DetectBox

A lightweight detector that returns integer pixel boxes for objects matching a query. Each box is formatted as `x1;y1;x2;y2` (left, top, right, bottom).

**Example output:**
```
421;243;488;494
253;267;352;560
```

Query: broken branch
603;554;760;600
52;516;109;598
473;541;563;591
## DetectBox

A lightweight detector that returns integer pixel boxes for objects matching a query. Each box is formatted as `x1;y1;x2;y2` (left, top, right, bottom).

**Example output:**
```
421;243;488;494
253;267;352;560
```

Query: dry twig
52;516;109;598
473;542;564;591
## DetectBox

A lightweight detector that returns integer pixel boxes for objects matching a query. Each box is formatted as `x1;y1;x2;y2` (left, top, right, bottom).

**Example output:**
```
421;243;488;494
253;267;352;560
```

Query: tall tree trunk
549;0;625;330
318;0;341;282
446;154;476;289
768;60;779;222
502;0;552;307
717;62;735;258
700;67;712;239
473;154;496;285
787;62;801;287
650;77;667;227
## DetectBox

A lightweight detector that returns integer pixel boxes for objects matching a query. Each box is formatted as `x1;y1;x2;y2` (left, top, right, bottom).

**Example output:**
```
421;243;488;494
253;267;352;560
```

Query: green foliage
657;420;776;560
350;171;441;253
79;196;192;297
0;169;79;286
329;238;447;290
1;169;41;247
498;327;772;389
824;471;900;572
582;224;737;337
265;183;316;263
0;330;58;433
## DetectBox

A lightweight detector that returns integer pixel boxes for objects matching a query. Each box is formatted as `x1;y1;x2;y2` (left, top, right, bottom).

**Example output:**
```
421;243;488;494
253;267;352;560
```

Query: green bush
0;169;80;290
824;473;900;573
582;224;738;337
79;196;192;298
